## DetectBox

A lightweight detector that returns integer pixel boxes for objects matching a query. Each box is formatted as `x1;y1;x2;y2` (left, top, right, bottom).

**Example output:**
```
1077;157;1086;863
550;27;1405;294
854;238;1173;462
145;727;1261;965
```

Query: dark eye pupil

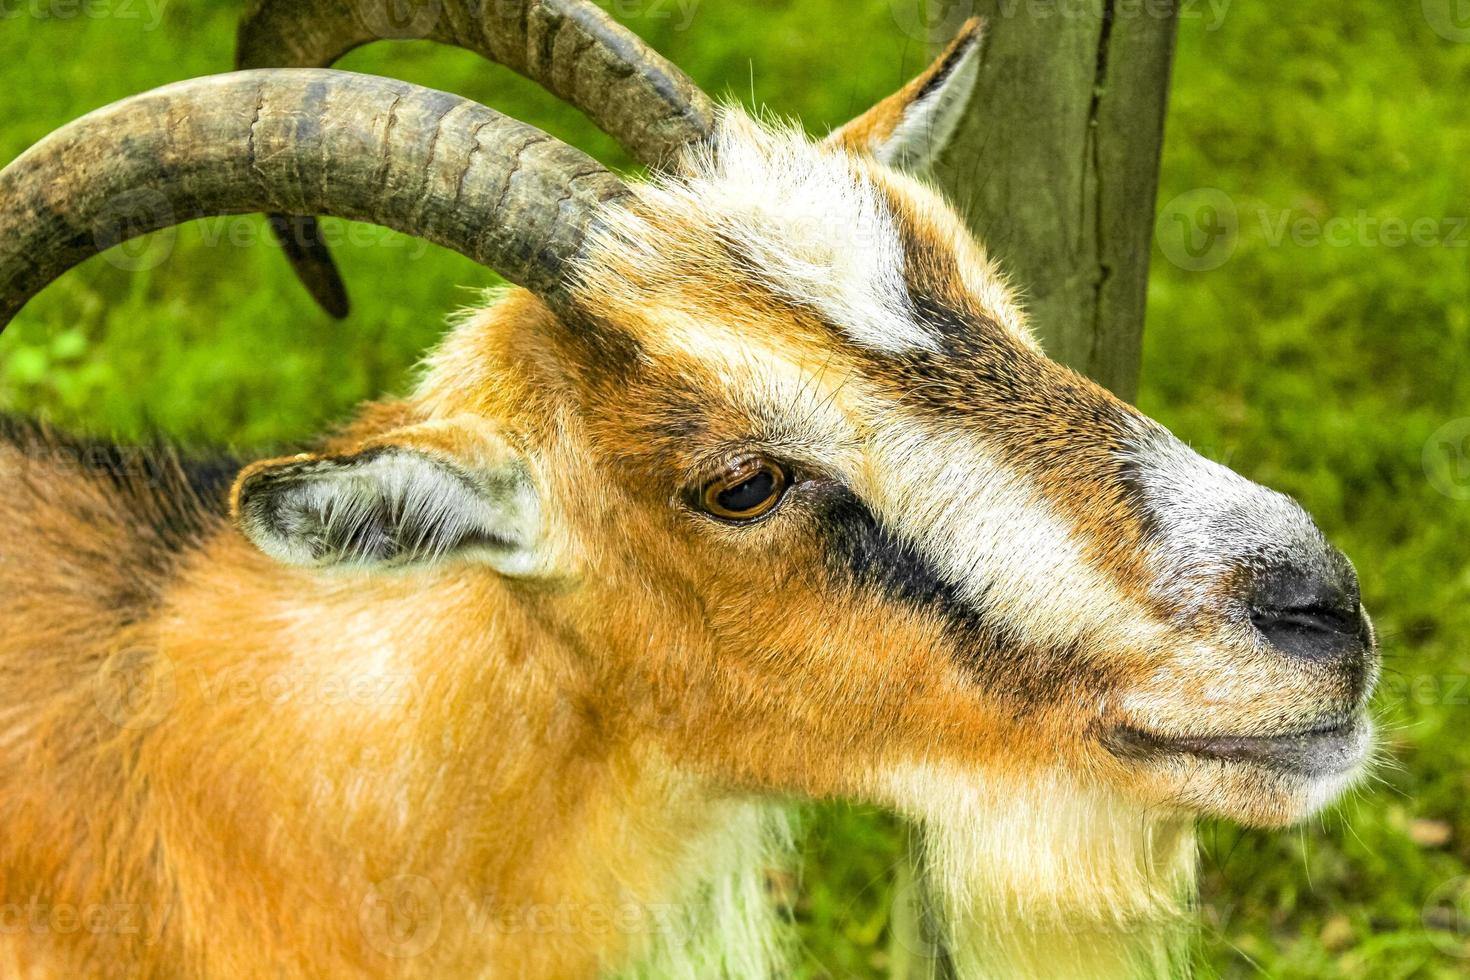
717;470;775;513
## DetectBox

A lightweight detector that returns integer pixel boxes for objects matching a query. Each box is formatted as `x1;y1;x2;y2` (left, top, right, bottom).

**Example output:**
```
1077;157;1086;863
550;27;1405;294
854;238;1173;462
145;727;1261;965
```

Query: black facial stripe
637;378;719;444
0;415;238;610
814;486;1118;704
0;413;238;502
885;184;999;339
557;308;646;388
907;287;985;345
816;486;981;631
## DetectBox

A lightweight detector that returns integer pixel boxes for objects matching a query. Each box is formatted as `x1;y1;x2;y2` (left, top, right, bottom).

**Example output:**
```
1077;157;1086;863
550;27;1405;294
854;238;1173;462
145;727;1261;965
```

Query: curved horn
238;0;714;316
0;69;628;331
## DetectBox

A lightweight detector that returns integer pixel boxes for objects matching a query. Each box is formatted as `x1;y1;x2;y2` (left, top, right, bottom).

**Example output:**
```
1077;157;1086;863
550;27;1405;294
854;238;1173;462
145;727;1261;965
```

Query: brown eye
699;458;789;521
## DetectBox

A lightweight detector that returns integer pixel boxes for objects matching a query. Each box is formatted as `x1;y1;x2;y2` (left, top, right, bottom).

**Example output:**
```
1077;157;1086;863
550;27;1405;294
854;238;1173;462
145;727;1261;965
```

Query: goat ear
231;419;548;577
827;17;983;176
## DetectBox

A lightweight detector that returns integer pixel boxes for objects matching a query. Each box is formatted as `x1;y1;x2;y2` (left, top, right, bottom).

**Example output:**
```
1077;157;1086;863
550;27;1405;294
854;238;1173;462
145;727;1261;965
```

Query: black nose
1249;561;1366;662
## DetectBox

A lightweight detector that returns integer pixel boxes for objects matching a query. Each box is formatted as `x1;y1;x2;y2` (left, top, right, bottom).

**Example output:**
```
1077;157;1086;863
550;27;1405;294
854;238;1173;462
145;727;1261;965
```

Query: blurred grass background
2;1;1469;976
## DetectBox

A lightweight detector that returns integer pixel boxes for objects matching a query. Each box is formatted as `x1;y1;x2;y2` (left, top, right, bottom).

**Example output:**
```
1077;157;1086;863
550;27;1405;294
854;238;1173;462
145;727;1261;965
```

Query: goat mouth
1106;717;1366;778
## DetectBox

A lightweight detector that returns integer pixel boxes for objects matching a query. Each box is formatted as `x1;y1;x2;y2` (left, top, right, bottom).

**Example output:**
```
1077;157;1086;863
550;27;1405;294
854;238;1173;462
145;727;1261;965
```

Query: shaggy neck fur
886;768;1196;980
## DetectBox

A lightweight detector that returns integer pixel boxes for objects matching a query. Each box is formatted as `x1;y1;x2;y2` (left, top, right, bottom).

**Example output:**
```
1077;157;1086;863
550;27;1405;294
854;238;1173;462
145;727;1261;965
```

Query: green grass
3;1;1469;976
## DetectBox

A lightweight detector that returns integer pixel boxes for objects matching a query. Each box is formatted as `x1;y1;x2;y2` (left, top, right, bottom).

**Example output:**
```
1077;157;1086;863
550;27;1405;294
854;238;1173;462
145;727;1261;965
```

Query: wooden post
927;0;1179;400
887;825;953;980
887;1;1178;974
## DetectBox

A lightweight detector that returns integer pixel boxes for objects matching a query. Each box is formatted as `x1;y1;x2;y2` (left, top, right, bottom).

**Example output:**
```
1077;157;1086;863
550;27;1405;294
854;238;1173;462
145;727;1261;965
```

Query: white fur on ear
235;447;546;577
875;29;984;174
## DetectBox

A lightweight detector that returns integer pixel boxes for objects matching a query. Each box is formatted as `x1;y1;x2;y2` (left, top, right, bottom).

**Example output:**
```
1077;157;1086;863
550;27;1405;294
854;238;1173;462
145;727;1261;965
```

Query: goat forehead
610;307;1120;459
576;109;1035;362
569;108;1156;561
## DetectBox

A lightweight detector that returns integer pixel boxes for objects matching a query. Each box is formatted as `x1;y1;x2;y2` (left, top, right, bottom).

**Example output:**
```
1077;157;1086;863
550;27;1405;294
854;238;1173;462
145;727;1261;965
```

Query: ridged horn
238;0;715;316
0;69;629;331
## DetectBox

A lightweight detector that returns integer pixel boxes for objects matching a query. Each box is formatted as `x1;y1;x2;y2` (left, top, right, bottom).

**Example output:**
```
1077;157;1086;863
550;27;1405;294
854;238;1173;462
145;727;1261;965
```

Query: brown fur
0;21;1373;979
0;283;1145;976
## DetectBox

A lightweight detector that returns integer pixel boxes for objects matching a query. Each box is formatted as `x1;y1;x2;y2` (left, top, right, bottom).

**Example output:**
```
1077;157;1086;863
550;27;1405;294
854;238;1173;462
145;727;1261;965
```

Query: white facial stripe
864;414;1164;653
647;316;871;442
641;324;1159;655
592;111;940;355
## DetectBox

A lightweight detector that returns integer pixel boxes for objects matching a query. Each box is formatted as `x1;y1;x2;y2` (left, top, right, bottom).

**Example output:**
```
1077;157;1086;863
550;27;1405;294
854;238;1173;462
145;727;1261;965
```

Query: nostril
1251;604;1366;662
1251;605;1359;639
1249;563;1364;662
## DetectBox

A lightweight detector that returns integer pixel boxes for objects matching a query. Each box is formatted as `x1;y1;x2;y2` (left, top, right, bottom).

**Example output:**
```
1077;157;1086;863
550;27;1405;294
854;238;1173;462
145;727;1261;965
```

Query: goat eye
699;458;789;521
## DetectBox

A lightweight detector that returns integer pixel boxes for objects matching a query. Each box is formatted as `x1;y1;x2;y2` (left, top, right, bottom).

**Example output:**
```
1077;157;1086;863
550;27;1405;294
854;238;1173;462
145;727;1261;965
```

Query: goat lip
1106;718;1365;777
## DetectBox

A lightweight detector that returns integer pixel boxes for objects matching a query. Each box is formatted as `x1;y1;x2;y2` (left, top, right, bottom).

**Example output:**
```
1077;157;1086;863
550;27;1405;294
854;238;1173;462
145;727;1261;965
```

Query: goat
0;1;1378;977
